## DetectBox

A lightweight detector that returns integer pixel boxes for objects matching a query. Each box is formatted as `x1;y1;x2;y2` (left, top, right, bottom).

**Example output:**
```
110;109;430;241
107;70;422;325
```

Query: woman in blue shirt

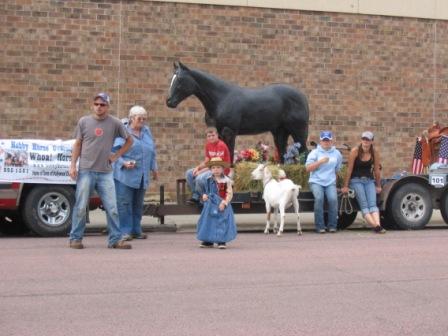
112;105;158;240
306;131;343;233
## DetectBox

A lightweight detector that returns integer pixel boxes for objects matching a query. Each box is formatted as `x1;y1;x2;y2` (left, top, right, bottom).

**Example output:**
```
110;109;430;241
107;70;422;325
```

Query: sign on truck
0;139;100;236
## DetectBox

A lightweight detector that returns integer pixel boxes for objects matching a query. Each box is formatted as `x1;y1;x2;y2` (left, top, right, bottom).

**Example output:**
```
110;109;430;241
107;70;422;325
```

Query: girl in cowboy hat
196;157;237;249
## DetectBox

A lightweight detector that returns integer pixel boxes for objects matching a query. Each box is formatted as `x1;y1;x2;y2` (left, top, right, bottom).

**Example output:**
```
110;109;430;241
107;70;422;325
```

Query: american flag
438;135;448;164
412;137;423;174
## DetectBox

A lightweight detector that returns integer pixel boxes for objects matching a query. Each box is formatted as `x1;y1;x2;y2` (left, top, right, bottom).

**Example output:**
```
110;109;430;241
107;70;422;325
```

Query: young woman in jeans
341;131;386;233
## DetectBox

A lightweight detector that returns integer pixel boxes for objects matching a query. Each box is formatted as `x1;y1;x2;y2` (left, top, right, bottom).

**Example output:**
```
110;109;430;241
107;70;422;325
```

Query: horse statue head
166;62;197;108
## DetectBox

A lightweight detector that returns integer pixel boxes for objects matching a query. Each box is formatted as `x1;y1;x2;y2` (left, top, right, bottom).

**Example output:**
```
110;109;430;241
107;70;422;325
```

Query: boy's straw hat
206;157;230;168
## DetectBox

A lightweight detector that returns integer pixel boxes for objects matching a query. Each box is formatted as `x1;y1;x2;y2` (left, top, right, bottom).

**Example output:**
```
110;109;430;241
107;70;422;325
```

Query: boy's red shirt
205;139;231;175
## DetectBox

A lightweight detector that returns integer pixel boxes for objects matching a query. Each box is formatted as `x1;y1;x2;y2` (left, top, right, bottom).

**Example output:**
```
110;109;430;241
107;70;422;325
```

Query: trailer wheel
0;210;29;235
439;191;448;225
337;211;358;230
389;183;432;230
22;185;75;237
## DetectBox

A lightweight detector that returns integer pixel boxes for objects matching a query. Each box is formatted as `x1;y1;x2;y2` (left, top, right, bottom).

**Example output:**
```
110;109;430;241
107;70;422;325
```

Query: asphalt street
1;214;448;336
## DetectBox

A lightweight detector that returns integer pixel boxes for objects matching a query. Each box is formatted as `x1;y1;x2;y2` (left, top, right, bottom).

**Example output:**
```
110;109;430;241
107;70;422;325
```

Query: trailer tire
22;185;75;237
337;211;358;230
0;210;29;235
389;183;432;230
439;191;448;225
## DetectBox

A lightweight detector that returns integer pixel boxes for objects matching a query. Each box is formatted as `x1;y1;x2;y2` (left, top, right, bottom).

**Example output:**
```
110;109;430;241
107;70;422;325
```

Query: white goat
251;164;301;236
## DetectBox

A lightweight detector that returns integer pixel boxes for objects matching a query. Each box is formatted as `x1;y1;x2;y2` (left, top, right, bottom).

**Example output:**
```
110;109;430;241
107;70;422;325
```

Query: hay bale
233;162;347;192
233;162;263;192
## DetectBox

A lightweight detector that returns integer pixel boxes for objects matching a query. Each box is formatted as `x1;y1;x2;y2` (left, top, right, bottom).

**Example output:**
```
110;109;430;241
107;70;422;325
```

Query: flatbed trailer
145;173;448;232
4;171;448;237
143;179;359;230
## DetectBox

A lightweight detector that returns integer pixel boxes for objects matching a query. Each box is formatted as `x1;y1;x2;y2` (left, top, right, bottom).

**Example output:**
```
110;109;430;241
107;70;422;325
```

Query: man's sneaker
108;240;132;249
373;225;387;234
132;233;147;239
329;228;337;233
318;229;326;234
217;243;227;249
69;240;84;249
199;241;214;248
122;234;133;241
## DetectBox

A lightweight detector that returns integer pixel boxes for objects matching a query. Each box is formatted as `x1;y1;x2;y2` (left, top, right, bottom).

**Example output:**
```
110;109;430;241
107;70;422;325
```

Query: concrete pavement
1;228;448;335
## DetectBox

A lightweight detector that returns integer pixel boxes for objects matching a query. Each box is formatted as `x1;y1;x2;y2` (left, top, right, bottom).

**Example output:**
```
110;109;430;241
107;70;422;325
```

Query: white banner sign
0;139;75;184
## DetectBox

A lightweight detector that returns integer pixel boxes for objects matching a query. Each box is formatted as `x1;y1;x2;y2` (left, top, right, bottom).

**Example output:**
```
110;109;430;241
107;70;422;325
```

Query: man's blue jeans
350;177;379;215
309;183;338;232
114;179;146;236
185;169;211;200
70;170;122;246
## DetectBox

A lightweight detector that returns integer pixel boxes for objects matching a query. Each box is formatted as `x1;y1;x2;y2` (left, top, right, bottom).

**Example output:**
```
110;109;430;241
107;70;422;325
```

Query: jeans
70;170;122;246
185;169;212;200
350;177;379;215
115;179;146;236
309;182;338;231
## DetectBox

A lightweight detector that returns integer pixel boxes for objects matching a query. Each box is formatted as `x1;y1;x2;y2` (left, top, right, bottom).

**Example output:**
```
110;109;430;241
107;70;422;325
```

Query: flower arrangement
235;141;270;163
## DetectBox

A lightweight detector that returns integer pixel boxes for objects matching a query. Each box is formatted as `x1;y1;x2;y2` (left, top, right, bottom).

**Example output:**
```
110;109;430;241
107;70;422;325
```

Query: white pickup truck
0;139;100;236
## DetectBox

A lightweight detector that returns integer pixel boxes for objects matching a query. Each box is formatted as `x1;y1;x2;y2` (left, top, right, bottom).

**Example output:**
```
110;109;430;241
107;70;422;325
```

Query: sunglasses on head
361;137;372;141
94;103;107;107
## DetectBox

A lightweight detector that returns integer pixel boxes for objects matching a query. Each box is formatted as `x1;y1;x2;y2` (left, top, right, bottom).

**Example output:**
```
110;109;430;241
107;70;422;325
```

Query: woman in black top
341;131;386;233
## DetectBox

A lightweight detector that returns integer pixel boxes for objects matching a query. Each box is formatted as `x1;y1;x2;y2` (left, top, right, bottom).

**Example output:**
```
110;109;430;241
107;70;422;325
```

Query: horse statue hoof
297;230;303;235
276;231;283;237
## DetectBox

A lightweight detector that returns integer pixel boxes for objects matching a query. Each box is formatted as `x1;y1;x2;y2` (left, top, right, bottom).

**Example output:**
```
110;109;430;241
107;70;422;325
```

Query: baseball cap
94;92;111;105
361;131;374;141
320;131;333;141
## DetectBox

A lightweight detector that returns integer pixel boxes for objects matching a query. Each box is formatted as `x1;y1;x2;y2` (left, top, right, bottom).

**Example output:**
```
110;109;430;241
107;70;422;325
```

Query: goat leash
339;189;355;215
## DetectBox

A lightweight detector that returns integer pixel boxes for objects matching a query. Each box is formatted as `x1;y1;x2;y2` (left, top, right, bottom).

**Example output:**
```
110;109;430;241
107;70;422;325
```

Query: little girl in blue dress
197;157;237;249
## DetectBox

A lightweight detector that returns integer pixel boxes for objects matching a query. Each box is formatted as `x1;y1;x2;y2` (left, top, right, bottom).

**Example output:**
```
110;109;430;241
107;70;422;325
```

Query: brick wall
1;0;447;195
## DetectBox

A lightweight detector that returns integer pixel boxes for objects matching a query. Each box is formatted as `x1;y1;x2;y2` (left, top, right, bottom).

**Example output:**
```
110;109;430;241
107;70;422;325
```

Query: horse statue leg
290;123;308;154
272;128;289;164
220;126;236;164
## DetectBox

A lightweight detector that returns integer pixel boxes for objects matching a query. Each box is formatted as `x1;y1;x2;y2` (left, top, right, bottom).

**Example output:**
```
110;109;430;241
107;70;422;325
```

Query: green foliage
297;150;310;165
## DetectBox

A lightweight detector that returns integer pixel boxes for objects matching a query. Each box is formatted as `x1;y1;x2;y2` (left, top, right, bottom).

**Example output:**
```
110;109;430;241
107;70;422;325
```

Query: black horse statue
166;62;309;163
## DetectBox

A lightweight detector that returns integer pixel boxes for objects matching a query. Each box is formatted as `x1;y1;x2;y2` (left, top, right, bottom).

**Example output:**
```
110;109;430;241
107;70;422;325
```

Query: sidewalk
86;208;447;233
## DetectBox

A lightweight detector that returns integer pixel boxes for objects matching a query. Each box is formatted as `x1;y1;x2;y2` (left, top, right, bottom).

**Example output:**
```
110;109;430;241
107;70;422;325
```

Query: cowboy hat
206;157;230;168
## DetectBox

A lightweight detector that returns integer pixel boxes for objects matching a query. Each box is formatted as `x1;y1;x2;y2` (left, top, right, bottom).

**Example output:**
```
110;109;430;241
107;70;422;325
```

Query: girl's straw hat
206;157;230;168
